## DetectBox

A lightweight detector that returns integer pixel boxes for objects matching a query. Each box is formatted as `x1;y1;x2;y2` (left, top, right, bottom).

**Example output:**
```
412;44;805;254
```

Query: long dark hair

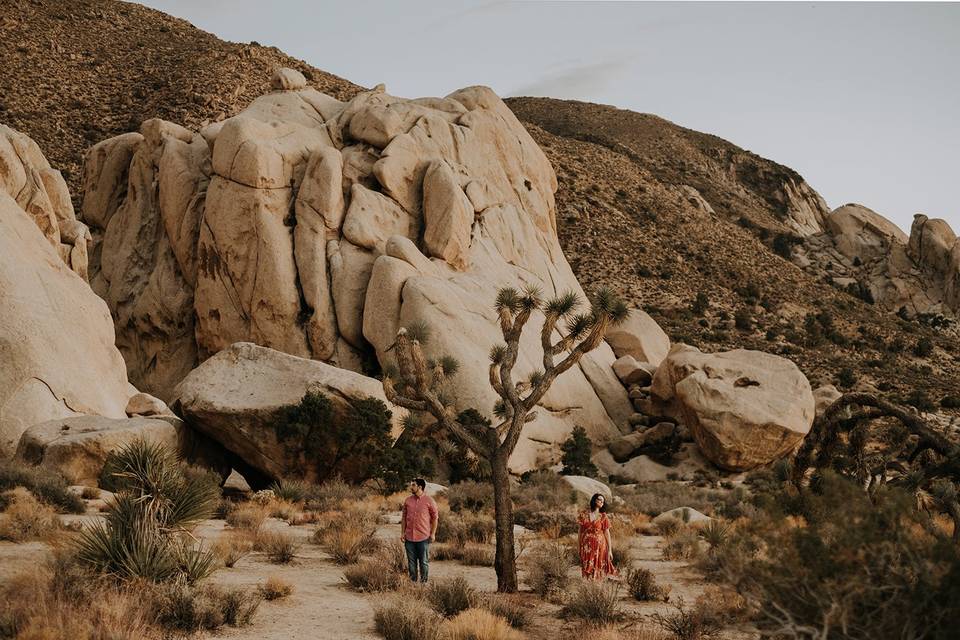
589;493;607;513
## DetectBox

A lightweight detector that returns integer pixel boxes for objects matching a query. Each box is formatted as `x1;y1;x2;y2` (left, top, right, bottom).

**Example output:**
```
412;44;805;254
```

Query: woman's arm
605;527;613;561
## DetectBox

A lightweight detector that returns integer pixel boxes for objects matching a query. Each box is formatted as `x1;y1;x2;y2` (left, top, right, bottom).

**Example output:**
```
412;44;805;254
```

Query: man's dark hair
589;493;607;513
414;478;426;490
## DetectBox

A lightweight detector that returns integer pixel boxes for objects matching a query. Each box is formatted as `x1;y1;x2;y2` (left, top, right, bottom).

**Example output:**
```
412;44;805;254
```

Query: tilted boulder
650;344;815;471
0;126;134;456
826;203;908;262
604;308;670;366
173;342;408;485
16;416;182;485
85;71;632;471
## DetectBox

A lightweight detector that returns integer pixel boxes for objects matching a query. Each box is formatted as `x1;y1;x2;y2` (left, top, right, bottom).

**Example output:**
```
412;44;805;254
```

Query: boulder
812;384;842;418
562;475;612;503
593;443;711;483
607;421;676;463
424;482;447;497
173;342;407;484
604;308;670;366
16;416;182;485
612;355;654;386
271;67;307;91
125;392;175;417
651;345;814;471
825;203;908;261
0;128;134;455
653;507;712;526
909;214;957;279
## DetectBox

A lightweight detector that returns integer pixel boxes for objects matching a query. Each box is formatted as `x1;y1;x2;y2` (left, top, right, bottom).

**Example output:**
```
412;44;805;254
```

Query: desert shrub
561;426;599;476
691;292;710;315
431;542;460;561
226;502;271;530
836;366;857;389
441;608;523;640
617;483;731;518
625;566;669;601
0;458;85;513
427;576;477;618
75;440;219;583
561;581;623;624
512;507;578;534
379;541;409;574
719;472;960;639
697;520;731;554
479;594;531;629
269;498;301;521
150;582;261;631
904;388;936;412
269;478;309;503
445;480;494;513
254;530;299;564
940;395;960;409
0;487;59;542
524;537;574;598
343;557;404;592
734;308;752;332
662;529;702;561
374;597;441;640
81;486;100;500
436;510;495;545
380;435;437;494
319;523;378;564
655;517;682;536
460;543;496;567
303;476;357;511
213;533;253;568
259;575;294;600
913;337;934;357
0;553;160;639
651;598;721;640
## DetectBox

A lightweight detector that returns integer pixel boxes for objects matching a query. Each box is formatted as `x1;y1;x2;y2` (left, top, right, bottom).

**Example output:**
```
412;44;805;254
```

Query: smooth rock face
612;355;654;387
593;443;711;483
173;342;407;484
651;344;815;471
562;475;612;502
85;75;632;471
604;308;670;366
653;506;712;525
0;128;133;455
826;203;908;261
16;416;181;485
0;124;90;278
125;392;175;417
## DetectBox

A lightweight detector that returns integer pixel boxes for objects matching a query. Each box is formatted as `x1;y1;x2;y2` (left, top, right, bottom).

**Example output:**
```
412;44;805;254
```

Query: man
400;477;438;583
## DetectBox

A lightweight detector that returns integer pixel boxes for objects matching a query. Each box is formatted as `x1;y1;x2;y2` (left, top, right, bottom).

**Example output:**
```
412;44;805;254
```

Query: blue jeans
404;539;430;582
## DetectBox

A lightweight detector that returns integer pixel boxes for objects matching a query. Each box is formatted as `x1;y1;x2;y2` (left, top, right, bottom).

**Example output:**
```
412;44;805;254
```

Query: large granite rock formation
795;204;960;319
650;344;815;471
173;342;407;485
85;69;633;472
0;126;134;456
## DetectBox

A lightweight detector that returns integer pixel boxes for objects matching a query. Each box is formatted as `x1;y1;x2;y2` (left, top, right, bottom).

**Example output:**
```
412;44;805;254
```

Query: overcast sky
142;1;959;233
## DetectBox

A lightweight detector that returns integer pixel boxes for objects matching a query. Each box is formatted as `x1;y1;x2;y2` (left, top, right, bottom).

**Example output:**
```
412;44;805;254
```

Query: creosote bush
478;594;532;629
254;530;300;564
625;566;670;602
427;576;477;618
259;575;294;600
561;581;623;624
343;557;404;593
374;597;441;640
0;487;59;542
441;608;524;640
524;536;574;598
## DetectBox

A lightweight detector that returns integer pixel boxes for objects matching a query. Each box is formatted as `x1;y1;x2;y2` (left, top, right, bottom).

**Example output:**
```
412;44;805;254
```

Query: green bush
913;337;934;357
560;426;598;477
444;481;494;513
719;473;960;639
0;459;84;513
625;566;669;601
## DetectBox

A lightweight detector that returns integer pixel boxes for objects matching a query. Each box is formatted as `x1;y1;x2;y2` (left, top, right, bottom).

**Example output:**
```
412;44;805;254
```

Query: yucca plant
269;479;309;503
698;520;731;554
76;439;220;583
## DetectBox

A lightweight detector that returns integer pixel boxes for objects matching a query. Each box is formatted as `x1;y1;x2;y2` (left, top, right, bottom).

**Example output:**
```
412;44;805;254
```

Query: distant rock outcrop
797;204;960;319
85;71;633;472
0;125;134;456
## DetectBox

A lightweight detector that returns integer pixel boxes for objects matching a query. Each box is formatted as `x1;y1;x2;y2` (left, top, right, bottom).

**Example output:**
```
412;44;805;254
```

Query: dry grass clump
268;498;302;521
0;458;85;514
576;624;671;640
561;581;624;624
624;566;670;602
650;598;721;640
0;487;59;542
213;532;254;568
661;529;702;561
374;596;441;640
431;542;460;561
440;608;524;640
478;594;532;629
427;576;477;618
253;530;300;564
523;536;575;599
80;486;100;500
149;581;261;631
436;509;495;545
304;476;364;512
443;481;494;513
0;554;160;639
314;508;380;564
343;557;405;593
225;502;271;530
259;575;294;601
460;543;495;566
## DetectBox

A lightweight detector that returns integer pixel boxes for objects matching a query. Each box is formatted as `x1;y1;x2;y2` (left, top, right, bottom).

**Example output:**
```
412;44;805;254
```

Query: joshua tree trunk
491;451;518;592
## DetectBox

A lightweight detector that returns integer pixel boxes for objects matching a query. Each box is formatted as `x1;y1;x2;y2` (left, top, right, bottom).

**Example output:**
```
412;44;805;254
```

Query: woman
578;493;618;580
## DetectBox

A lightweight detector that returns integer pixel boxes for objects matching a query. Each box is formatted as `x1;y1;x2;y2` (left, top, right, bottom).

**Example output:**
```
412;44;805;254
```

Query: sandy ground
0;506;751;640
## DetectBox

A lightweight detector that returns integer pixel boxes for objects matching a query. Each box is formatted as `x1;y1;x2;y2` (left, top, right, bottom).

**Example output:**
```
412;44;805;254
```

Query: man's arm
429;498;438;542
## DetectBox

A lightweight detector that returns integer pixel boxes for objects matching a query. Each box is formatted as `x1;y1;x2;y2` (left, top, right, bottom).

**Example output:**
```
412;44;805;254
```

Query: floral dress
578;511;618;579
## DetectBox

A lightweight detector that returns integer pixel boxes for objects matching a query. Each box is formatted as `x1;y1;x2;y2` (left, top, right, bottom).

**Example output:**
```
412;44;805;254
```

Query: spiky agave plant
76;439;219;582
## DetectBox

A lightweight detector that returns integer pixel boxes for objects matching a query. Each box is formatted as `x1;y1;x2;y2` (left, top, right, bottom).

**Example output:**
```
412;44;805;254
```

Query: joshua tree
793;392;960;541
383;285;627;592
